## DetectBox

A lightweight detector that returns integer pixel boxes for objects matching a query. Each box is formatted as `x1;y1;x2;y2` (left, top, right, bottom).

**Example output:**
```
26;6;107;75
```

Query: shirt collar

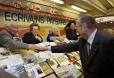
87;29;97;45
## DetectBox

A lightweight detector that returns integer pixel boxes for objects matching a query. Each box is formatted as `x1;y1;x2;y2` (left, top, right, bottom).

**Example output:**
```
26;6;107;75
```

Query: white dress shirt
87;29;97;49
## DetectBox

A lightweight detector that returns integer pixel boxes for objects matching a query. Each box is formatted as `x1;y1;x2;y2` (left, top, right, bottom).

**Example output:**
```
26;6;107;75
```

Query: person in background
37;15;114;78
47;28;59;42
0;22;40;78
23;23;43;44
64;20;79;41
0;22;39;51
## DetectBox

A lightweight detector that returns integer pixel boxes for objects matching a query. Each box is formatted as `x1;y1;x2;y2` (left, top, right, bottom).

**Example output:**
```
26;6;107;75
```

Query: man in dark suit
38;15;114;78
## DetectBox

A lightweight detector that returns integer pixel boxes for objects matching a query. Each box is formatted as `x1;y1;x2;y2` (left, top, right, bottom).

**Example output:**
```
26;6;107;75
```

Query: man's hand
36;46;48;51
28;44;48;51
28;44;38;50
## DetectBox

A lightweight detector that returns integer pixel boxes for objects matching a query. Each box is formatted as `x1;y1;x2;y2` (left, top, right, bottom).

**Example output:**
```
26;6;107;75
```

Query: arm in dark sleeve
51;42;79;53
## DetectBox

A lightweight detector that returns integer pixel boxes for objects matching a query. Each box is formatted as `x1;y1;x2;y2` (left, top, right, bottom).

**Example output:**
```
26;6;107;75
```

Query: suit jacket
23;32;43;44
0;30;28;51
51;31;114;78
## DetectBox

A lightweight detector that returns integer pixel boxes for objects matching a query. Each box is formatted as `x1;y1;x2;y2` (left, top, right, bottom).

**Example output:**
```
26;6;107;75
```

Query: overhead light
51;0;64;4
71;5;87;12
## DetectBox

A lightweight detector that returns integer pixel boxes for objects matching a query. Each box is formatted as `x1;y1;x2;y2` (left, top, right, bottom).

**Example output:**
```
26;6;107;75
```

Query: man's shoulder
100;31;113;38
0;30;10;36
97;31;114;42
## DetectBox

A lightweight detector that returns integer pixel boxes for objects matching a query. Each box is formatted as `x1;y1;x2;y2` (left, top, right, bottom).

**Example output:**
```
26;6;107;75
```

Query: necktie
86;42;91;55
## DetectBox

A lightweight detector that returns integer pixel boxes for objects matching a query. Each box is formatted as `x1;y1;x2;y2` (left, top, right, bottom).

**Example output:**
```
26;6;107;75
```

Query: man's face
8;24;18;35
32;26;39;35
76;20;88;39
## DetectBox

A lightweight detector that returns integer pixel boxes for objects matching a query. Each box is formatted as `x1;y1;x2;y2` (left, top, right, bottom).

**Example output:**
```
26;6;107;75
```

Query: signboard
0;4;69;27
4;11;67;27
0;10;68;27
0;3;70;37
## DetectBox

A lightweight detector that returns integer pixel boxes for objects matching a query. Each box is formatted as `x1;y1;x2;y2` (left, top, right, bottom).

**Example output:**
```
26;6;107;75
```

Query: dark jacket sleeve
51;42;79;53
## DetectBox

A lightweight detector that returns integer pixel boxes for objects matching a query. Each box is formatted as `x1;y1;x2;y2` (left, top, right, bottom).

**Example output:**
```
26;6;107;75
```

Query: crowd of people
0;15;114;78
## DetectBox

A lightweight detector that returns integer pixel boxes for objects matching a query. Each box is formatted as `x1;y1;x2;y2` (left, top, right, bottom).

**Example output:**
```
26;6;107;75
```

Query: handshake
27;44;49;51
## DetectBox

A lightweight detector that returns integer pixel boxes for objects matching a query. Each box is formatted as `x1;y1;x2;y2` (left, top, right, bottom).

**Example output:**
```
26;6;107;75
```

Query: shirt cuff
47;46;51;51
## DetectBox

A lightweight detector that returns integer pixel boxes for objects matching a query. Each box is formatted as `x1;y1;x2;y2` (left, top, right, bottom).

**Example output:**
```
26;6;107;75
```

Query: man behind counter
0;22;39;51
0;22;41;78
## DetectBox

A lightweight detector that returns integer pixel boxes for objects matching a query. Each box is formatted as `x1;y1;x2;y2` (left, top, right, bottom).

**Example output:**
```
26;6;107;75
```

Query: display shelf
0;46;82;78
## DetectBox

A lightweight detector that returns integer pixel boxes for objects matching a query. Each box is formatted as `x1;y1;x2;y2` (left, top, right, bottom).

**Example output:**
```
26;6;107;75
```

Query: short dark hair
64;20;76;31
29;23;40;31
79;15;98;28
